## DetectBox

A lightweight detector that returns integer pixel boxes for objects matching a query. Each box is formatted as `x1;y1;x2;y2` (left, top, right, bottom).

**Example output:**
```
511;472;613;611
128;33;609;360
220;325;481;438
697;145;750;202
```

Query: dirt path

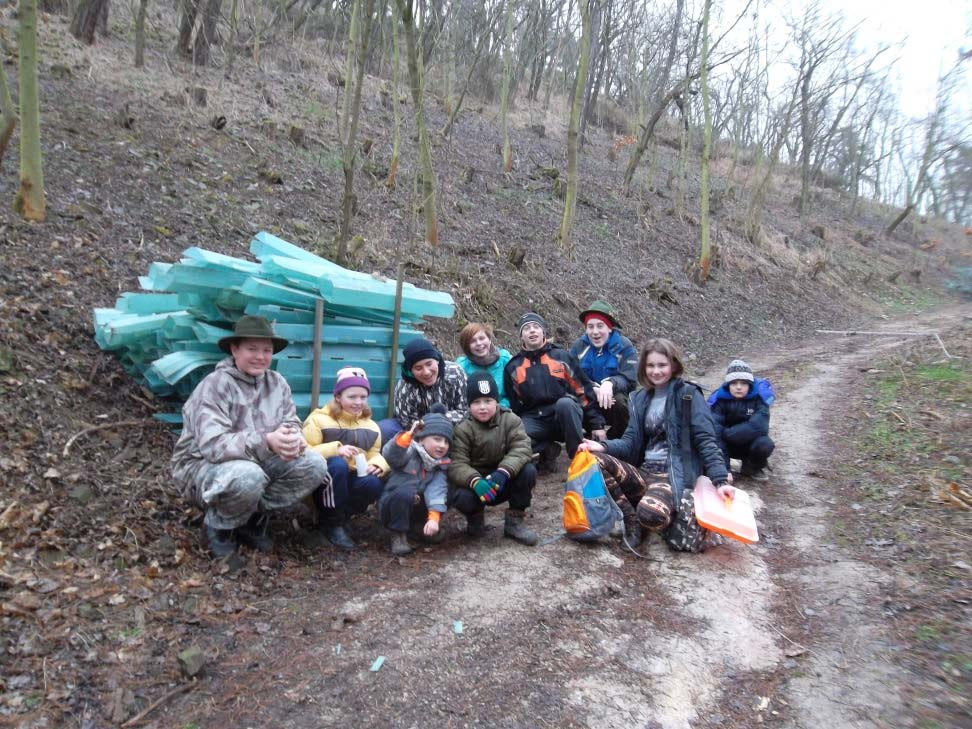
167;305;969;729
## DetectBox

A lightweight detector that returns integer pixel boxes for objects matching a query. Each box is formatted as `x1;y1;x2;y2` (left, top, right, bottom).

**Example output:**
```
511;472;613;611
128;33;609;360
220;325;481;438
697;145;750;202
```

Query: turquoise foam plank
251;233;454;319
240;277;322;308
275;342;393;362
154;413;183;425
192;321;233;343
147;351;223;385
138;262;174;291
102;311;191;348
115;293;183;314
250;231;331;266
153;262;251;294
182;247;261;274
272;322;422;346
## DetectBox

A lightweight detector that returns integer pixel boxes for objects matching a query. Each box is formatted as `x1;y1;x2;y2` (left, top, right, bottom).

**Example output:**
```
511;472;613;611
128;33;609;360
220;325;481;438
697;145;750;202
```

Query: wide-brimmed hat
579;300;622;329
218;315;289;354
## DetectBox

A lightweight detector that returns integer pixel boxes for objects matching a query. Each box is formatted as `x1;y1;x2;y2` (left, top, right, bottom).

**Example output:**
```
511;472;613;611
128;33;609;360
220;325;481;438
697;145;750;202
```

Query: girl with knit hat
455;322;513;408
302;367;389;550
377;337;468;446
569;300;639;438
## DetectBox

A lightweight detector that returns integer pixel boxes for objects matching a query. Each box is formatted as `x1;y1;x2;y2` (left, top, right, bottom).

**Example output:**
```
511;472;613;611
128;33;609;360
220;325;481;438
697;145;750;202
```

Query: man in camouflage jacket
171;316;328;557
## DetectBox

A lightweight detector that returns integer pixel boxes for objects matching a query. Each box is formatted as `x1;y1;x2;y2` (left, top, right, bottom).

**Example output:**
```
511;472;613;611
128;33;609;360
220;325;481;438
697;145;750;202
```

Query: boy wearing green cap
570;300;638;437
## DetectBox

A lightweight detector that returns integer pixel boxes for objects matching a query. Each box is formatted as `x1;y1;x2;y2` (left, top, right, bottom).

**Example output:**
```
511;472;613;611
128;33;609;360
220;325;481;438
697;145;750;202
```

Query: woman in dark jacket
579;338;733;552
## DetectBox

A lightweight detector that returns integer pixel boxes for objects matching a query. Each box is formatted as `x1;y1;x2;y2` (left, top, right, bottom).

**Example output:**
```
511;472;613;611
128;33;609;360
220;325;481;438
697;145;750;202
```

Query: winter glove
472;478;493;503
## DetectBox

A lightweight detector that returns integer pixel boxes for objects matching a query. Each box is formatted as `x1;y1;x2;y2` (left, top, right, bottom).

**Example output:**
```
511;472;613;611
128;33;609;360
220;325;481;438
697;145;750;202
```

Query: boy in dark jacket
709;360;775;481
448;373;539;545
504;312;606;472
379;405;453;556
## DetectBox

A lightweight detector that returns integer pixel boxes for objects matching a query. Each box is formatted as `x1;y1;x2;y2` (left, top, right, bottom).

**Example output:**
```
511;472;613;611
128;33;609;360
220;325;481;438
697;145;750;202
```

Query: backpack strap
680;389;694;472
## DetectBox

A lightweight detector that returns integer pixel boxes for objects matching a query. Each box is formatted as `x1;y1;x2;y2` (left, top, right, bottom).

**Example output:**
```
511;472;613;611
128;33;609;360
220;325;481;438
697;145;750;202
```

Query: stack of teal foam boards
93;232;454;420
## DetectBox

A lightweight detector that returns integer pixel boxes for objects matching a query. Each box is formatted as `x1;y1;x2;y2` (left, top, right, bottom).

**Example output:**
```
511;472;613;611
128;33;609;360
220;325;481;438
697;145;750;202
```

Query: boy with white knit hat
708;359;775;481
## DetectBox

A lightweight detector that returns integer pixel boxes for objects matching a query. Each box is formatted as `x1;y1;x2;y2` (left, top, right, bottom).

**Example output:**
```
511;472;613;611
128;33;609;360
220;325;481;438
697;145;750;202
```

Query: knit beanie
419;403;453;443
583;312;614;330
466;372;499;403
334;366;370;396
724;359;754;384
517;312;547;336
402;338;442;372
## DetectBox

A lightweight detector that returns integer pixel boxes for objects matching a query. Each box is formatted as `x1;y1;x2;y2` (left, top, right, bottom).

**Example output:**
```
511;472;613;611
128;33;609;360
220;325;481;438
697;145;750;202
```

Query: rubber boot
237;512;273;553
204;524;238;557
536;442;562;475
389;531;413;556
504;509;539;546
466;510;486;538
324;522;357;551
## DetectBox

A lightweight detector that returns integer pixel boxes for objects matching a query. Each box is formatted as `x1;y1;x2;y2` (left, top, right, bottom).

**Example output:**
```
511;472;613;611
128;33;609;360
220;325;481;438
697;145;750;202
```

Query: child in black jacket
709;360;775;481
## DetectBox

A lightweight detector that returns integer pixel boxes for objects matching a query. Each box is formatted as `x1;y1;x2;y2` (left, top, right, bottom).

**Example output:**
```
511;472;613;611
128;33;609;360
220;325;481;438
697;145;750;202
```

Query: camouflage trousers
593;453;716;553
191;451;328;530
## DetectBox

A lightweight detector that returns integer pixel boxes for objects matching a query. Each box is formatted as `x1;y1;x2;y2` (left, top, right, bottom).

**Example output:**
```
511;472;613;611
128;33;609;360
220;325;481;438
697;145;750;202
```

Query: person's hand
366;464;383;476
591;429;607;442
725;472;734;485
472;478;493;502
336;444;360;459
578;439;605;453
716;483;735;502
267;424;302;460
423;518;439;537
595;380;614;410
409;419;424;435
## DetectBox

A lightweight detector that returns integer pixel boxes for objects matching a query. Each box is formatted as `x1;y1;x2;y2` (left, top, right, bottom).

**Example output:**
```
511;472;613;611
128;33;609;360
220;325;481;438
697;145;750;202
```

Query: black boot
622;514;644;548
203;524;238;558
466;510;486;538
324;522;357;551
237;512;273;553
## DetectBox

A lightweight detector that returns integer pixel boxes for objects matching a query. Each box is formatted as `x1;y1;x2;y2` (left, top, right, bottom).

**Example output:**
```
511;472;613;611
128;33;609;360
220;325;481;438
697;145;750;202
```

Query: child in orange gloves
378;404;453;556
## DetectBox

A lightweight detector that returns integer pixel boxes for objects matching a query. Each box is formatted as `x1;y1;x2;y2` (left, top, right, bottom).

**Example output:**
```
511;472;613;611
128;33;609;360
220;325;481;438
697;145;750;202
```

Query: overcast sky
717;0;971;120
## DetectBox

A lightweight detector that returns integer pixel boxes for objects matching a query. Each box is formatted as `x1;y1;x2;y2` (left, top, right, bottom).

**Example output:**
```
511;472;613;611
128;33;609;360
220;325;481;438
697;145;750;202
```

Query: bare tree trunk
746;88;799;242
395;0;438;245
70;0;110;44
0;63;17;169
499;0;515;172
621;0;683;194
177;0;200;57
192;0;223;66
14;0;45;221
134;0;149;67
558;0;591;252
697;0;713;281
337;0;375;263
386;15;402;188
440;4;500;137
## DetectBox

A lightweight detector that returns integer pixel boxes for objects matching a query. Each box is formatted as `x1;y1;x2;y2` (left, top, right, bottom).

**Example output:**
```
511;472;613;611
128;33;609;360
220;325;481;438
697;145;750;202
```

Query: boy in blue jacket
709;360;775;481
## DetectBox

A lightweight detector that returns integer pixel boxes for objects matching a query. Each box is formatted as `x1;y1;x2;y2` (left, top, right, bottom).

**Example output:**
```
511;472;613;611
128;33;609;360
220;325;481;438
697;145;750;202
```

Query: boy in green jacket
448;373;539;545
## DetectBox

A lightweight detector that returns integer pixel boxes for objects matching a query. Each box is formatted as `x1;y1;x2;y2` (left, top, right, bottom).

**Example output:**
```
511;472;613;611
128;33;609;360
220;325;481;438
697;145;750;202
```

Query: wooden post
387;247;405;419
310;298;324;411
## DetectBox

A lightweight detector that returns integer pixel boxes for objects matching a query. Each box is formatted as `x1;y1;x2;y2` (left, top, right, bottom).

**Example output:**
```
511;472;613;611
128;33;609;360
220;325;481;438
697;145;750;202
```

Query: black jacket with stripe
503;342;606;430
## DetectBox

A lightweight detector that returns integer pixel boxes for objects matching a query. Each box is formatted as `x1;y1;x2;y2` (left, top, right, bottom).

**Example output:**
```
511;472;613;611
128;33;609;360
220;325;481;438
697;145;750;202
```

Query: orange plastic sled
693;478;759;544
